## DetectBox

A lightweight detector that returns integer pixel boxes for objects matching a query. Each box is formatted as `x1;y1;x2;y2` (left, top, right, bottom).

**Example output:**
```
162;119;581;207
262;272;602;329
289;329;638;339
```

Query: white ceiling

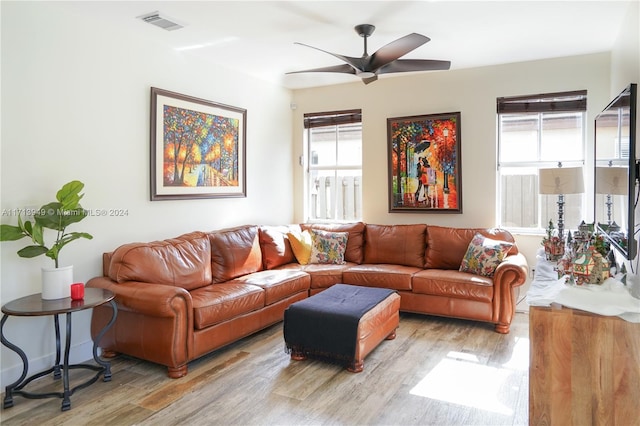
63;1;634;89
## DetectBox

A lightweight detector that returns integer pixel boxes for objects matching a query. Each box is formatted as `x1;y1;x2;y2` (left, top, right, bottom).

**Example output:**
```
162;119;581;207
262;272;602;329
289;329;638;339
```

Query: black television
594;83;637;260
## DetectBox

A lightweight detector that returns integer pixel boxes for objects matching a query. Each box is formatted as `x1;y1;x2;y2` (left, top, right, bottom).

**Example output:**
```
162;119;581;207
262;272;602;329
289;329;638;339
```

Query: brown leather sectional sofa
87;222;528;378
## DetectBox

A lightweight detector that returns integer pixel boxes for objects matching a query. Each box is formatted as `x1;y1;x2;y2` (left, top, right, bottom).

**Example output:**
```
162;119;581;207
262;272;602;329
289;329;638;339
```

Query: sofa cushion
342;264;419;291
301;222;365;264
231;269;310;305
259;225;299;270
287;230;312;265
190;282;265;330
309;229;348;264
363;224;427;268
412;269;493;302
209;225;263;283
108;231;212;290
277;263;351;290
425;226;517;270
459;233;513;277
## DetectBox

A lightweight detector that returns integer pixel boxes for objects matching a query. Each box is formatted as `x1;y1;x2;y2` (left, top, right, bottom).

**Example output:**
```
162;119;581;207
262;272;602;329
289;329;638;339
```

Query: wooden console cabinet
529;305;640;425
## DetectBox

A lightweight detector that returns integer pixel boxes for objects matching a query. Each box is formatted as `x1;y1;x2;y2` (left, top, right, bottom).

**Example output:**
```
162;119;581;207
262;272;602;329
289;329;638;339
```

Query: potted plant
0;180;93;299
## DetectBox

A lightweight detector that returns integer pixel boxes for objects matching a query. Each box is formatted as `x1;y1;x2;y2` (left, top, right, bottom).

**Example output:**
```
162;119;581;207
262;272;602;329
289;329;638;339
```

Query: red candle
70;283;84;300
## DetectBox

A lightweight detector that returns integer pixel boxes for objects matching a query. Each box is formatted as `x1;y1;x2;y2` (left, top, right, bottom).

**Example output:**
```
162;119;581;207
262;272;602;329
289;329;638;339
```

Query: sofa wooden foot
347;360;364;373
385;330;397;340
101;349;118;358
167;365;188;378
495;324;510;334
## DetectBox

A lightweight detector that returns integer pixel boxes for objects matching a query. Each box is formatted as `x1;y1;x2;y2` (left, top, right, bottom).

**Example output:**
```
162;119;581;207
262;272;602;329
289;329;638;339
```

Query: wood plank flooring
1;312;530;425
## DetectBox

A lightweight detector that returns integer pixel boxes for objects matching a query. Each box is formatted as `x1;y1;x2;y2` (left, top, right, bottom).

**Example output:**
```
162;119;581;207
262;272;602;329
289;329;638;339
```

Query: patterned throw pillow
287;230;312;265
309;229;348;264
459;233;513;277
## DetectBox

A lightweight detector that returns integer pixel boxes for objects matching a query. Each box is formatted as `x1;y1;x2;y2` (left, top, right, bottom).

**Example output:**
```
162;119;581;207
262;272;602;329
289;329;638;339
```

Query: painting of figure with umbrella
387;112;461;212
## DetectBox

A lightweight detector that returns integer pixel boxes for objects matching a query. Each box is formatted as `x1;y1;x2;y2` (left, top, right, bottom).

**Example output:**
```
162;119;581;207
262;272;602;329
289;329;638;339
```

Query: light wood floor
1;312;530;425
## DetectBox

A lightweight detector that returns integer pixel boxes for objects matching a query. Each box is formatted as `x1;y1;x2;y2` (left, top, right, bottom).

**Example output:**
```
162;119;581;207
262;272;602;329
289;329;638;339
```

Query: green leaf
46;245;59;262
17;245;49;258
34;202;64;230
57;181;84;210
59;207;88;227
35;202;88;231
32;223;44;246
19;217;35;238
69;232;93;240
0;224;27;241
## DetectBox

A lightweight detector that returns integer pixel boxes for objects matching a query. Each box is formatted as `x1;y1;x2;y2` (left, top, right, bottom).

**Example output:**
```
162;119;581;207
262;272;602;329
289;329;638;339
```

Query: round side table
1;288;117;411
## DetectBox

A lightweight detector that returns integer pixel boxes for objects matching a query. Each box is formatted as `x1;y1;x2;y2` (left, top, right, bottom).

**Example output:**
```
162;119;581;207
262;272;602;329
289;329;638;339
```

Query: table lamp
595;166;627;226
538;165;585;240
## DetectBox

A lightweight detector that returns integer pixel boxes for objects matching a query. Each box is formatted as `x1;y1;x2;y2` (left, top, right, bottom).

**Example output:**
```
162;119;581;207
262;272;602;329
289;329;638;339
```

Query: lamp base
557;194;565;241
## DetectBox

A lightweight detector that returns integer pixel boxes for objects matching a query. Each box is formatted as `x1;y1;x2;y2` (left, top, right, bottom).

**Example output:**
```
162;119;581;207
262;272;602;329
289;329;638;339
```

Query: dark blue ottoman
283;284;400;372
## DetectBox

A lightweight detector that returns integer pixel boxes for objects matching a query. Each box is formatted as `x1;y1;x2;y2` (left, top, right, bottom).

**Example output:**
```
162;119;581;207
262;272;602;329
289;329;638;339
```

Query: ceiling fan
287;24;451;85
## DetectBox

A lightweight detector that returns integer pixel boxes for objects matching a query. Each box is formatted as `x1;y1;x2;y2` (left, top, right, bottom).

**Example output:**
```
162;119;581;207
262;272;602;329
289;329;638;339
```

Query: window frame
304;109;363;223
496;90;588;234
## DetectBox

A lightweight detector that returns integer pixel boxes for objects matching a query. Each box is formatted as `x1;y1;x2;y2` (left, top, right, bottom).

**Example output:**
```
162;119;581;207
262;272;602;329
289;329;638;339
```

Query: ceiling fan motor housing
355;24;375;38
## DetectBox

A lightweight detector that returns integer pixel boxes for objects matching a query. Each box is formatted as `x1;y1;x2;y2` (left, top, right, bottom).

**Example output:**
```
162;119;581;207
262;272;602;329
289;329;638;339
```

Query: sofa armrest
86;277;194;318
491;253;529;333
86;277;195;376
495;253;529;287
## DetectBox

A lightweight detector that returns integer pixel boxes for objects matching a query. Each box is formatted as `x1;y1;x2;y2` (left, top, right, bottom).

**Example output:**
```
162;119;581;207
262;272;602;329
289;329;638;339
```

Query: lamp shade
538;167;585;195
595;167;627;195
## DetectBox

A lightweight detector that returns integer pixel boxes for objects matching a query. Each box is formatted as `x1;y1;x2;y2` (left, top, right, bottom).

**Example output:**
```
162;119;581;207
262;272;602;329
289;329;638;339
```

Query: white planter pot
41;265;73;300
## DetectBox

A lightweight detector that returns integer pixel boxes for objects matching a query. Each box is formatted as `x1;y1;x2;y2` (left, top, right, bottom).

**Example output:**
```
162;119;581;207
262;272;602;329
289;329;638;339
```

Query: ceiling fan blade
286;63;356;75
293;42;366;71
368;33;430;71
377;59;451;74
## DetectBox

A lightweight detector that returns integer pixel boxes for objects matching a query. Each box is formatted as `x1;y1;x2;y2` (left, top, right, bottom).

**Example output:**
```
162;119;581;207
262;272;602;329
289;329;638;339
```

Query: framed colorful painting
387;112;462;213
150;87;247;200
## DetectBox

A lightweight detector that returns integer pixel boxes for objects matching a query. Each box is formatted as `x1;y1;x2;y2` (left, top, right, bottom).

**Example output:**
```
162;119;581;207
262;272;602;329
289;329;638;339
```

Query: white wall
0;2;293;385
610;0;640;95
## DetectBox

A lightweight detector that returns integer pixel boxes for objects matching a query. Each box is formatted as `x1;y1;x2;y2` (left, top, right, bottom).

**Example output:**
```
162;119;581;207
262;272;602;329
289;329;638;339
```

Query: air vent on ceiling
137;11;184;31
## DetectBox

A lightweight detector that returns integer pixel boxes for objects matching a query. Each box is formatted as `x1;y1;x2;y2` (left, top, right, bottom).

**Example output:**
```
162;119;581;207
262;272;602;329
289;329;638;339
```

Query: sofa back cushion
259;225;300;270
364;224;427;268
209;225;263;283
108;231;212;290
425;225;517;269
301;222;366;264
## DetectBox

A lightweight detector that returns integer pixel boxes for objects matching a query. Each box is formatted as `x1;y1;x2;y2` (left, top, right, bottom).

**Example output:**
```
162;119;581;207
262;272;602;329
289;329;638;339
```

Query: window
304;110;362;221
497;91;587;232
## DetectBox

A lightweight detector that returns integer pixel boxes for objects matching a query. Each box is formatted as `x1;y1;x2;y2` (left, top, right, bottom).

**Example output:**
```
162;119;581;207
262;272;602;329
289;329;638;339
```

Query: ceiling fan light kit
288;24;451;84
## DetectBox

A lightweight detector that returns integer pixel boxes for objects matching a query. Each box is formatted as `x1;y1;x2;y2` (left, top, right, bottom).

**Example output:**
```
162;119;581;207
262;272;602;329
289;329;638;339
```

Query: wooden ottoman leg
290;349;307;361
386;330;397;340
347;359;364;373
